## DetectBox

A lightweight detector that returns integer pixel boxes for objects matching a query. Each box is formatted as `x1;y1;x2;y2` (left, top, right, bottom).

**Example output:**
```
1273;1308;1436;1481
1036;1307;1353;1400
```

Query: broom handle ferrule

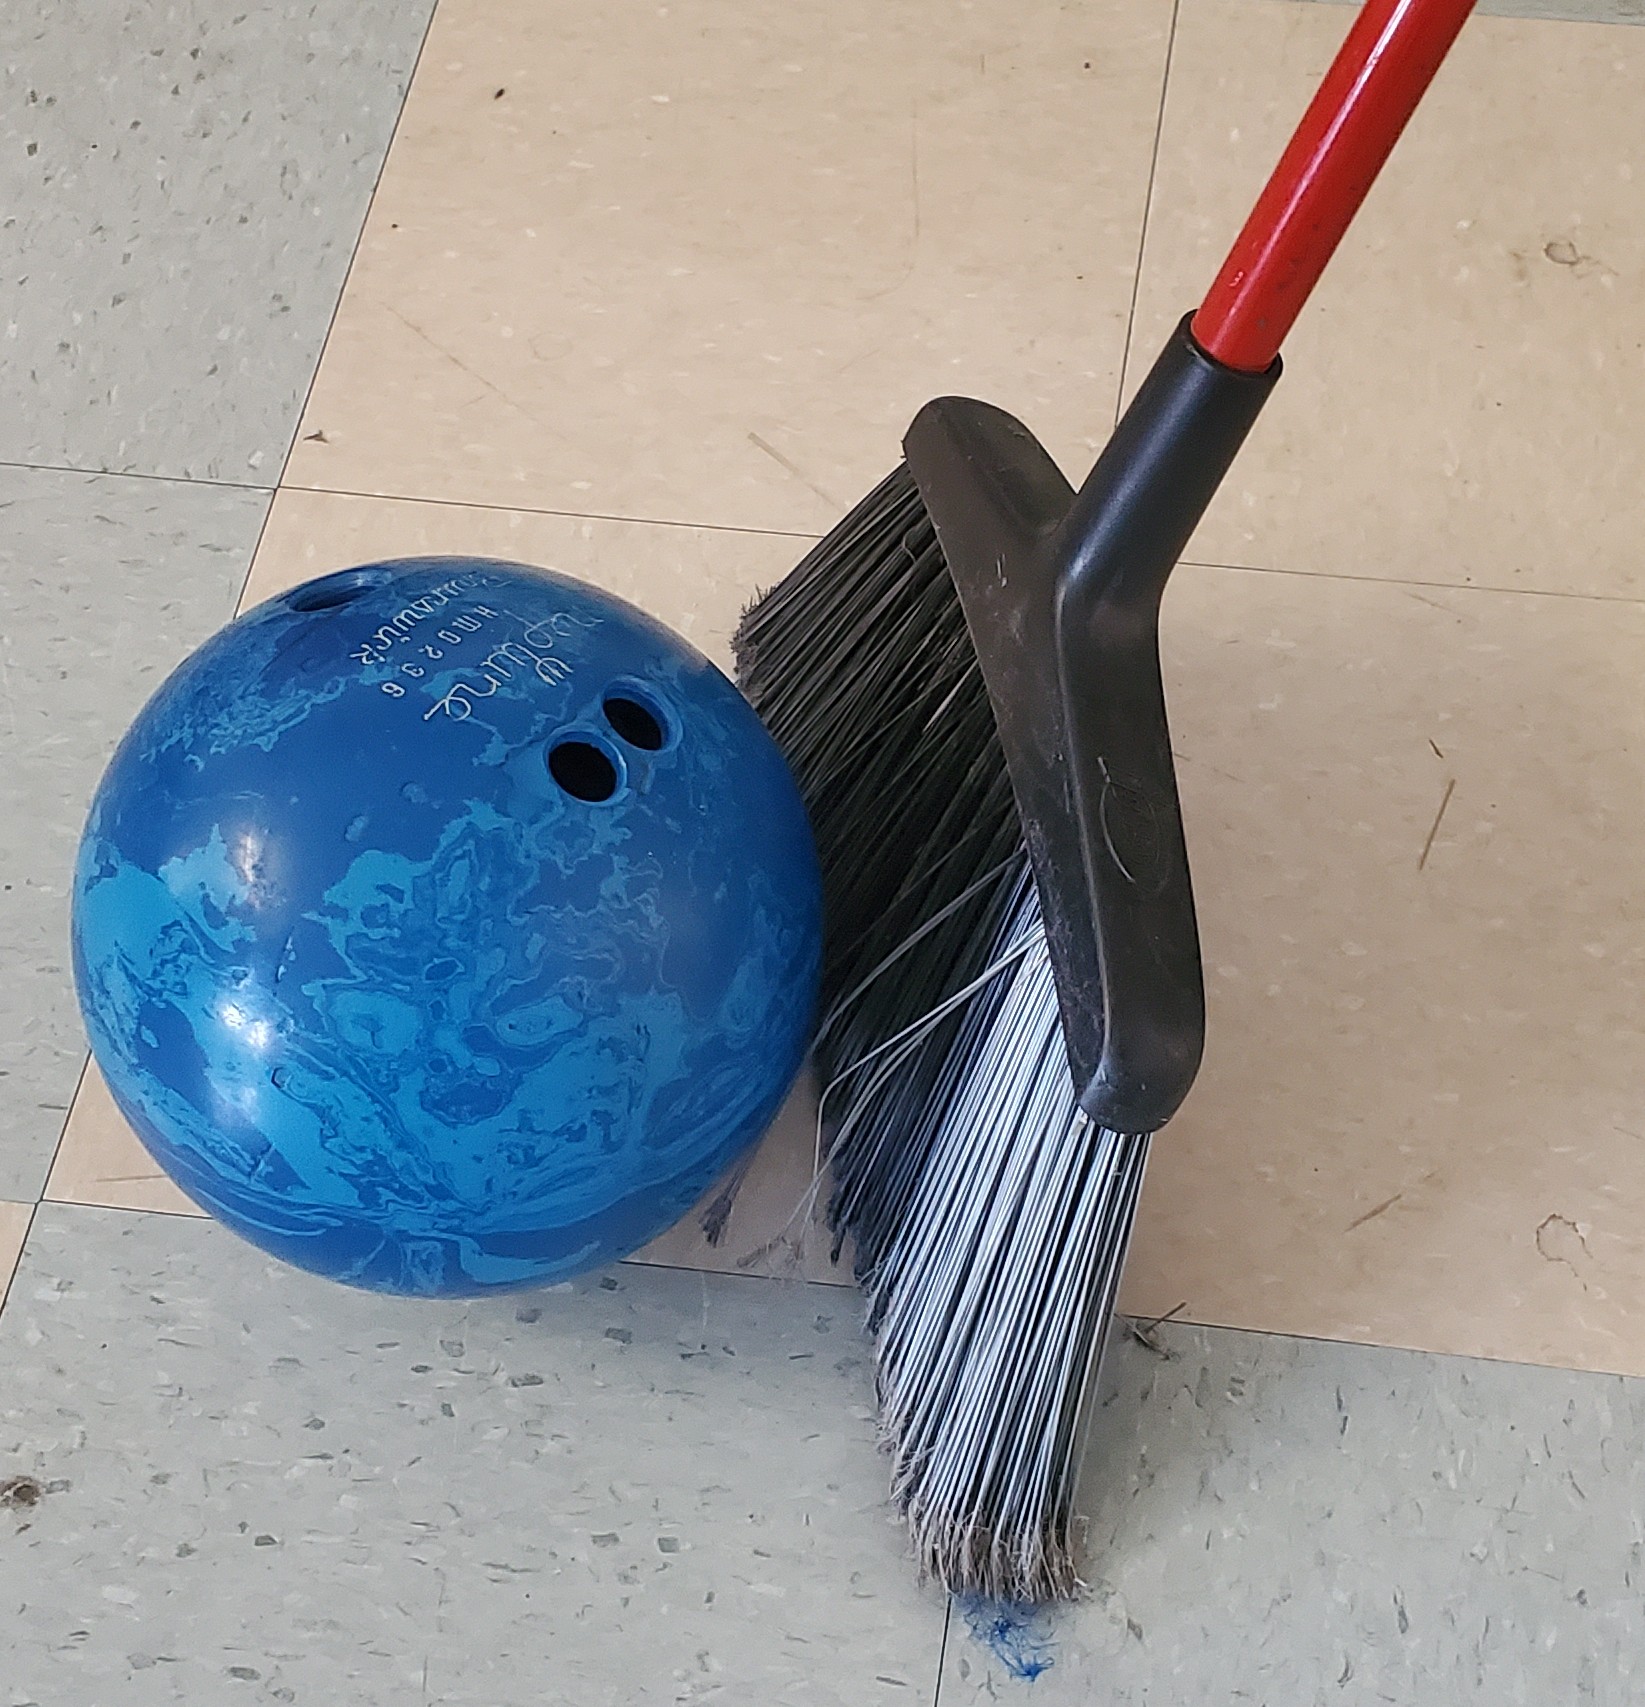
1191;0;1476;374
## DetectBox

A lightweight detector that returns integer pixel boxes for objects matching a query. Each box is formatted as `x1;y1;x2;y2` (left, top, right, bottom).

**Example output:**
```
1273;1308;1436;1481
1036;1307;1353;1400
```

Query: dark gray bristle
733;464;1152;1602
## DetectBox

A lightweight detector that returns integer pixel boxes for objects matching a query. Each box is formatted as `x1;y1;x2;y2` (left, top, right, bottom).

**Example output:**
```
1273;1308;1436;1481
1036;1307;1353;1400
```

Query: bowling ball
71;557;821;1295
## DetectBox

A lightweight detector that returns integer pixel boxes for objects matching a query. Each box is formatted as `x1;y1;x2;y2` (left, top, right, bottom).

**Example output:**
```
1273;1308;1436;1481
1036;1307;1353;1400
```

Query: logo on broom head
1095;759;1169;897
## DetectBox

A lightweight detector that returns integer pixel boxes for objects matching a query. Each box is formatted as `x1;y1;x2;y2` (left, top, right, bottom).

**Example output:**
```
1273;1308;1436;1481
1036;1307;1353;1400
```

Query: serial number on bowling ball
347;568;604;722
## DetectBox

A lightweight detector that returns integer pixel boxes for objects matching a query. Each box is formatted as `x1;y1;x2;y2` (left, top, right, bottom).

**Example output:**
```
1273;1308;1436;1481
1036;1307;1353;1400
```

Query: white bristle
857;881;1149;1601
730;465;1150;1601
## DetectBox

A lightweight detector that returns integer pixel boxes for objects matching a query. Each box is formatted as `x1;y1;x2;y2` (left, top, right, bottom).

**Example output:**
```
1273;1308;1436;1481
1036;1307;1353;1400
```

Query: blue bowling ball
71;558;821;1295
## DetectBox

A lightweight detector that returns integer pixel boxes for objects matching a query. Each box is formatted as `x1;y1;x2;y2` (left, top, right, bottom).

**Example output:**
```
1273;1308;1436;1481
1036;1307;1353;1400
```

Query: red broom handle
1191;0;1476;374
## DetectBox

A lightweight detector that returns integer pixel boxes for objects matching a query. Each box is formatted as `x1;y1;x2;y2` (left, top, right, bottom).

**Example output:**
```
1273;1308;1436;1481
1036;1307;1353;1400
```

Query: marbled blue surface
71;559;821;1294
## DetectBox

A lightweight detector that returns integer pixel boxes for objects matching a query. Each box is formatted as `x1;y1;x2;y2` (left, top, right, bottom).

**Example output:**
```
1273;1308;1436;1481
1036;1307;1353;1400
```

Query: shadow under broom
733;0;1476;1601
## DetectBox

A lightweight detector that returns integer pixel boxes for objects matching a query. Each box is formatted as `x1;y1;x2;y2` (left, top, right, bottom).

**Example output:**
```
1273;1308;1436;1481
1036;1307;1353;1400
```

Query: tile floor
3;0;1643;1698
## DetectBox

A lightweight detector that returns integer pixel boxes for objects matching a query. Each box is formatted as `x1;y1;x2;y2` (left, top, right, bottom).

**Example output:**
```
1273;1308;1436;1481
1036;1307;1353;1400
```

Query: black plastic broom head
905;315;1278;1136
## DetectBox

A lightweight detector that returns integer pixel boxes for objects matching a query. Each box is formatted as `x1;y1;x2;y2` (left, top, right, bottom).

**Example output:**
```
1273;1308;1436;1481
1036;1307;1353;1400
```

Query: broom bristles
734;465;1151;1602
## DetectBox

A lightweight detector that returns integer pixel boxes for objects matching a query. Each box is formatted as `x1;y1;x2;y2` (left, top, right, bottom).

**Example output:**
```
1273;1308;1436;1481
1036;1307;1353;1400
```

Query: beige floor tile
54;488;852;1283
283;0;1174;534
0;1201;31;1305
1129;0;1645;598
44;1065;201;1219
1117;563;1645;1375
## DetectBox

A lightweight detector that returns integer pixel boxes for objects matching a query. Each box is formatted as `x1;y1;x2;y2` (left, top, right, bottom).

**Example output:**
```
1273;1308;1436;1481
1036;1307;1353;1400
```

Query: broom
735;0;1477;1601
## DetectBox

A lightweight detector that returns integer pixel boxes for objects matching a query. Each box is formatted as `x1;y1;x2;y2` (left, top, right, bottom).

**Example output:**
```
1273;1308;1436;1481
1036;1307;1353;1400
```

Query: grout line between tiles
21;446;1639;612
0;1202;38;1312
1113;0;1185;425
621;1248;850;1288
241;484;1645;612
930;1597;953;1707
257;0;443;532
23;1198;862;1305
21;1198;1631;1381
37;1181;858;1285
33;1053;93;1212
233;490;281;614
275;480;825;544
1307;0;1645;26
226;0;443;615
1176;555;1645;606
0;458;270;495
1121;1303;1645;1382
39;1192;201;1223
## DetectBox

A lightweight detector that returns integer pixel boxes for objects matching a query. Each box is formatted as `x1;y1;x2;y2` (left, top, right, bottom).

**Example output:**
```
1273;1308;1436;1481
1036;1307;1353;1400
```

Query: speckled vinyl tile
0;1202;942;1706
0;467;267;1202
940;1321;1643;1703
0;0;436;482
